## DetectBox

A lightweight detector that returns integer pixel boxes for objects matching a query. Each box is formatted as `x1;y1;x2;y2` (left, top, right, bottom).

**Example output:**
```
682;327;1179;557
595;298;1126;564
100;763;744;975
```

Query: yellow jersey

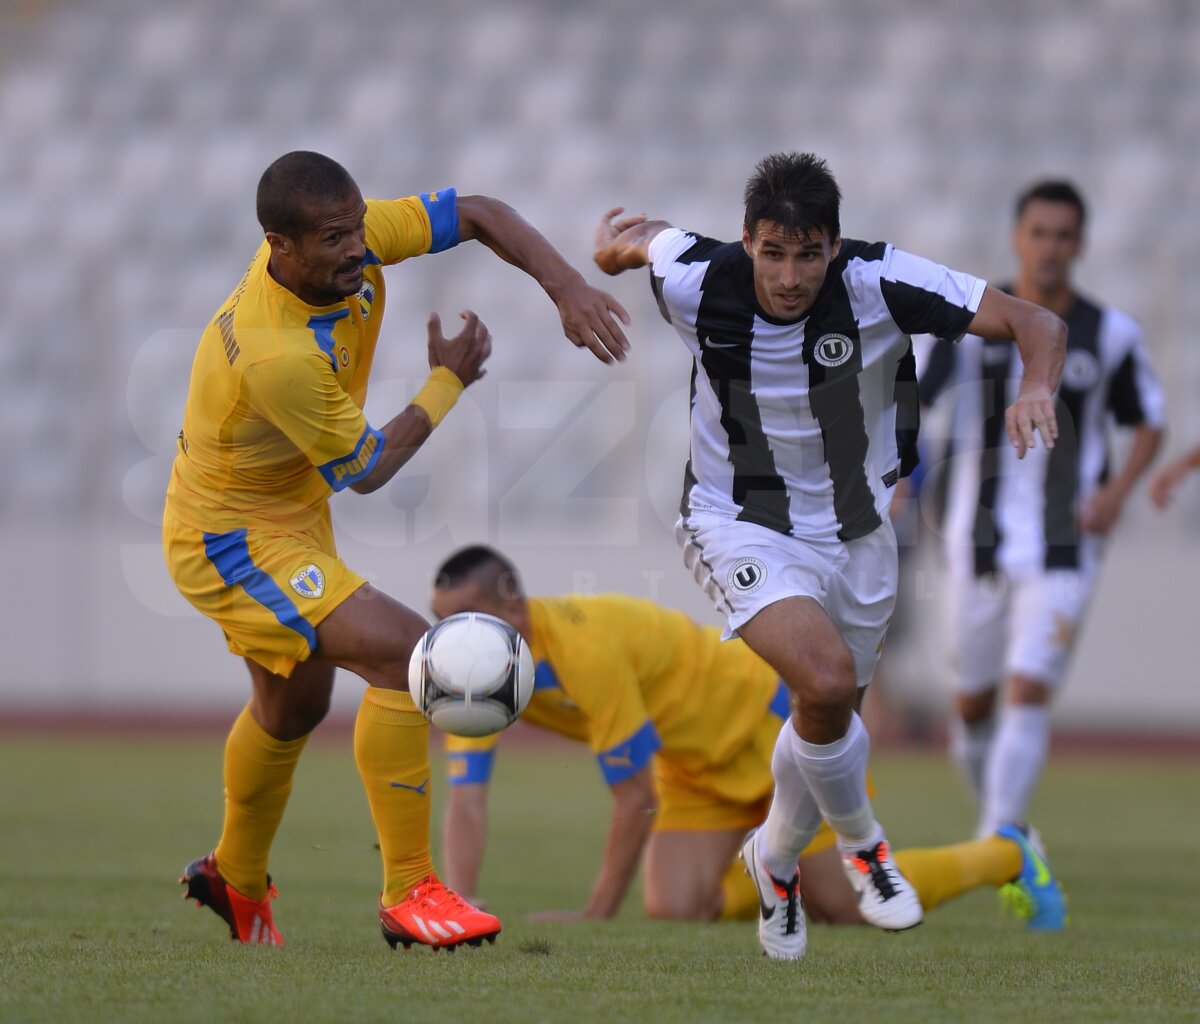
165;191;460;533
444;594;787;788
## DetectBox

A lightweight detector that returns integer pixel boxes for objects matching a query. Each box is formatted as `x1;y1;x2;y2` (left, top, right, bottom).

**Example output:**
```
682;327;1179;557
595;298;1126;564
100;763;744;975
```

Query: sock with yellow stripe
892;835;1022;912
214;706;309;901
354;686;436;906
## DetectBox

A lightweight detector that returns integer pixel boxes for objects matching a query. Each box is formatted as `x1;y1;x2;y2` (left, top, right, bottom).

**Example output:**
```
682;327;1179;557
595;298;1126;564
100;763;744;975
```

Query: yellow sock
719;858;760;921
354;687;435;905
214;706;309;900
892;836;1022;912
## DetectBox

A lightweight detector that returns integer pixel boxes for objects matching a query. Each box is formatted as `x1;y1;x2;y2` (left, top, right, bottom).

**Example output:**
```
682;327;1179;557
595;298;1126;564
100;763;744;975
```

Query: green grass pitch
1;733;1196;1023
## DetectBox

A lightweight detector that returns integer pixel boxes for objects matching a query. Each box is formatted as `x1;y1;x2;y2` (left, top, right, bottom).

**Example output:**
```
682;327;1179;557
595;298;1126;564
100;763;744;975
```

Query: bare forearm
1013;307;1067;394
970;287;1067;393
584;793;657;919
456;195;585;302
1109;425;1165;499
349;406;433;494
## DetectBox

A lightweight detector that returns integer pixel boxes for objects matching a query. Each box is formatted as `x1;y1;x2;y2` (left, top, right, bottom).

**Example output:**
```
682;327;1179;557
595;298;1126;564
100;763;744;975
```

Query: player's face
1012;199;1082;293
743;221;840;321
276;190;368;306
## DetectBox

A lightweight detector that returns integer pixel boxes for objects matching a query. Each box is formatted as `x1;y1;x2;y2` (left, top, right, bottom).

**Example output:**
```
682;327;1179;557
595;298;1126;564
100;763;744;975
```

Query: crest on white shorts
728;557;767;594
290;564;325;599
813;333;854;368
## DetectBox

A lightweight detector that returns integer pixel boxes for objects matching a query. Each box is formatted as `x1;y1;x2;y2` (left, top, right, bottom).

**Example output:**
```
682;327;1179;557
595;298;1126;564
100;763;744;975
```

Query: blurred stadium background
0;0;1196;736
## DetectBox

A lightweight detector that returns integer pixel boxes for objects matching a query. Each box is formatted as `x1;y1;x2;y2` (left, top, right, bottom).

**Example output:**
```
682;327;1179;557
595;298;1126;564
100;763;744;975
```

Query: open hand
553;277;631;365
1005;386;1058;459
595;206;648;252
427;310;492;386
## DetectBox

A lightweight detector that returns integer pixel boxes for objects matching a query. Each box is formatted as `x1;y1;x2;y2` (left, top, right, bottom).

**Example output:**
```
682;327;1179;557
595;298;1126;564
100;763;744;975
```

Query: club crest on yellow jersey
290;564;326;599
357;280;376;321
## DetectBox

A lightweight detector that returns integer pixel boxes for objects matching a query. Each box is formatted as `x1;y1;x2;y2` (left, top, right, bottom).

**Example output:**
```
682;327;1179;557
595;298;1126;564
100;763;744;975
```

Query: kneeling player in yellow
163;151;631;949
432;546;1066;929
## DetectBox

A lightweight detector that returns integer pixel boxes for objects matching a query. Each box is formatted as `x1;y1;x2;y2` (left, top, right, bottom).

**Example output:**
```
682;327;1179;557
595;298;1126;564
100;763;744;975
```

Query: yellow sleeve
443;731;500;786
242;349;384;491
364;190;461;266
542;610;662;786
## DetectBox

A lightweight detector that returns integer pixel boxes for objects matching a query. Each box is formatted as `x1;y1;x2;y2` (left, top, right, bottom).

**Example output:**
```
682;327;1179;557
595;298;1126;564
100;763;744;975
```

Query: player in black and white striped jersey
595;152;1067;959
918;180;1165;840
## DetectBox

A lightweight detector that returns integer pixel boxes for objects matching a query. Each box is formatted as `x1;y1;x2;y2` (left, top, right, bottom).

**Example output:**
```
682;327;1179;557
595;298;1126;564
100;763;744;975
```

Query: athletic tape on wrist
411;366;464;429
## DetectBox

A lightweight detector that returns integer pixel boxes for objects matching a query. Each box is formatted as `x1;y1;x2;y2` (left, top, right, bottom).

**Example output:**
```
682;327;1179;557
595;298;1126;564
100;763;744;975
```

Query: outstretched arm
442;781;490;906
593;207;672;275
966;287;1067;459
455;195;631;364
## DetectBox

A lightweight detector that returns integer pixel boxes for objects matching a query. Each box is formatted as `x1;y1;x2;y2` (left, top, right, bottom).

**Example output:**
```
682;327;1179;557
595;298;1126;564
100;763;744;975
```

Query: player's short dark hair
434;545;525;601
743;152;842;242
256;151;358;237
1015;179;1087;230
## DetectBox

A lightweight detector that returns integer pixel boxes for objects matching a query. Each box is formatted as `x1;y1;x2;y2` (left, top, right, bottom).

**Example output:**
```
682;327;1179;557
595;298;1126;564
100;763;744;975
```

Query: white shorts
944;565;1099;693
676;514;898;688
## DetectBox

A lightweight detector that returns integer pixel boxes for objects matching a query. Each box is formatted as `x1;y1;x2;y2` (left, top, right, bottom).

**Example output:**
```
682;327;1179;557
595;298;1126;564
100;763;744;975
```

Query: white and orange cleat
180;852;283;946
842;839;923;932
380;875;501;952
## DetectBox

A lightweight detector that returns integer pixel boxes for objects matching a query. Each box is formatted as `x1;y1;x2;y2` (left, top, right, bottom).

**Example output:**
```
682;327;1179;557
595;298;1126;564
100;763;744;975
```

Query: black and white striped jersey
648;227;986;542
919;291;1165;577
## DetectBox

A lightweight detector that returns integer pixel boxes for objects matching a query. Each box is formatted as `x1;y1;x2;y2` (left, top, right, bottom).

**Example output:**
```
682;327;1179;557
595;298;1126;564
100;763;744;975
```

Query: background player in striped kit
918;181;1165;839
593;152;1066;959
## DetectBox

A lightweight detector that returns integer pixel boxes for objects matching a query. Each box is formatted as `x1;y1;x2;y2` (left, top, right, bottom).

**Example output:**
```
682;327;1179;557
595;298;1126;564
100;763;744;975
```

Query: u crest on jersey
813;333;855;368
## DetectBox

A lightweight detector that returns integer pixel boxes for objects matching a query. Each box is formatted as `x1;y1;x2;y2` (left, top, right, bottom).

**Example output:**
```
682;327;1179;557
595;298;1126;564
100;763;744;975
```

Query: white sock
790;712;882;854
949;714;995;805
757;718;823;880
979;703;1050;836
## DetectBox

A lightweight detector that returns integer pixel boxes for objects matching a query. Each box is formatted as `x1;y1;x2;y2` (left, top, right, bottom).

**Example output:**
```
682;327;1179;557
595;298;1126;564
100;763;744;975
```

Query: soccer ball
408;612;534;737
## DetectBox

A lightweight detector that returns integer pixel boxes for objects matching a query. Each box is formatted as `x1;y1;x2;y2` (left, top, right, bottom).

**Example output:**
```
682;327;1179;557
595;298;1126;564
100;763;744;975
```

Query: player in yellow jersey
431;546;1065;931
163;151;631;950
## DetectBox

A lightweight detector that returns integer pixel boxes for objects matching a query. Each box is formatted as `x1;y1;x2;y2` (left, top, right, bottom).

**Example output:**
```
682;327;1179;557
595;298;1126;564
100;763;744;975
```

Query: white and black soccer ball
408;612;534;737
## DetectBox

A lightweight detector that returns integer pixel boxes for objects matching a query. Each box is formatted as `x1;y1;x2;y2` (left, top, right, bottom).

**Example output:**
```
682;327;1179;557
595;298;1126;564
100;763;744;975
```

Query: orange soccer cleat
180;853;283;946
379;875;501;952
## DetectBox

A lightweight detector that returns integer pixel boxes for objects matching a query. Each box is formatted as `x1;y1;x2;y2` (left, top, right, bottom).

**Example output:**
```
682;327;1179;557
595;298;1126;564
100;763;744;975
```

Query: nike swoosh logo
1028;848;1051;887
389;777;429;795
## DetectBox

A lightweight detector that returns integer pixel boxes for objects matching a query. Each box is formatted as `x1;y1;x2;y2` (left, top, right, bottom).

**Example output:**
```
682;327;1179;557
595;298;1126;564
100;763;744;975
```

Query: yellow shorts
653;764;772;833
652;698;872;858
162;505;364;677
654;757;839;856
652;704;780;833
